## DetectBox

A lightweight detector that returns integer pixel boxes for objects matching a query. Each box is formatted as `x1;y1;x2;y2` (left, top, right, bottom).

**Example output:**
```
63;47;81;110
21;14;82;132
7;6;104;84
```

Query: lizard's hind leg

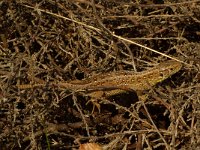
86;91;105;113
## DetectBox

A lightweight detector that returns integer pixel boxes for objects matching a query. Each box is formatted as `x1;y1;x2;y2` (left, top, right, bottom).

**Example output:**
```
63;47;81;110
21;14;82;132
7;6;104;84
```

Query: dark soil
0;0;200;149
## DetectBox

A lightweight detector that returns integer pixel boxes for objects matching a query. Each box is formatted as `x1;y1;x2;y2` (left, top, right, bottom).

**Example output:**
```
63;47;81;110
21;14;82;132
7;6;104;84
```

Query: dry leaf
79;143;103;150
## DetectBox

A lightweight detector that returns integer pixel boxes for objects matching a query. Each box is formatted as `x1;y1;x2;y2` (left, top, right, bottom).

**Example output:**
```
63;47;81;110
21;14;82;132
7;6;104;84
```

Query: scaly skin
17;60;182;96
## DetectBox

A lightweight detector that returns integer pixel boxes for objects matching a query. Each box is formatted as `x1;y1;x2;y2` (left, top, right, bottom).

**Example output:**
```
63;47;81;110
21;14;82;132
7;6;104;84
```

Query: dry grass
0;0;200;149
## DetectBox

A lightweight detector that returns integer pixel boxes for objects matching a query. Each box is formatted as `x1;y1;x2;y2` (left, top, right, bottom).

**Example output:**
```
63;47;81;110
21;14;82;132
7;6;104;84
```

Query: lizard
17;60;182;112
17;60;182;94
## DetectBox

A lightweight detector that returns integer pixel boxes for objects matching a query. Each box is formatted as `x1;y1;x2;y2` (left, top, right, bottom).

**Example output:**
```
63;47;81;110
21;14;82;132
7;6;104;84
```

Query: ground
0;0;200;149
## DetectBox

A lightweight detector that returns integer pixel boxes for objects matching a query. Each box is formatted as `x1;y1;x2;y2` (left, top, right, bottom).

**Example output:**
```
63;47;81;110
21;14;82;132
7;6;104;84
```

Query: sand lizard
17;60;182;97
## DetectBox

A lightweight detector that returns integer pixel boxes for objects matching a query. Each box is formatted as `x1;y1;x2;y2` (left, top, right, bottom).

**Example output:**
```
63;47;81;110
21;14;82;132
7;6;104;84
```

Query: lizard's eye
169;67;174;71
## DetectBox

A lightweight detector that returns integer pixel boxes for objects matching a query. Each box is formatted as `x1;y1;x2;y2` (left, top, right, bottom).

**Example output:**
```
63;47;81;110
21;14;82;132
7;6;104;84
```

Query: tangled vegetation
0;0;200;149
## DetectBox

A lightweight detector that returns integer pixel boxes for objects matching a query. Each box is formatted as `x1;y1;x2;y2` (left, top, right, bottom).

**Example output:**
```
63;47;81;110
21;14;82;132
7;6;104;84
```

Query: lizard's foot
86;91;105;113
86;98;101;113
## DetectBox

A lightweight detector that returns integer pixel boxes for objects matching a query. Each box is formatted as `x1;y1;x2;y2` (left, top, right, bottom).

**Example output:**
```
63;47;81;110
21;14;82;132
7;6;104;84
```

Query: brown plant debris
0;0;200;149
